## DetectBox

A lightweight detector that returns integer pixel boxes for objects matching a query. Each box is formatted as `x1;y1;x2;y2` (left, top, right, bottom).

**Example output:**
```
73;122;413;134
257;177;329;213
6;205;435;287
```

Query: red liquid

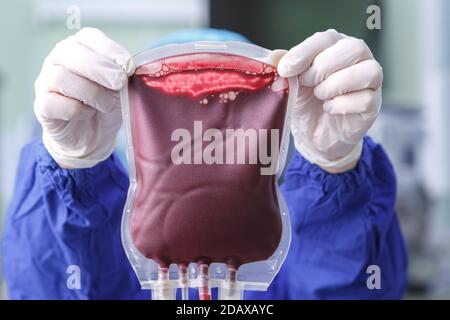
128;53;288;268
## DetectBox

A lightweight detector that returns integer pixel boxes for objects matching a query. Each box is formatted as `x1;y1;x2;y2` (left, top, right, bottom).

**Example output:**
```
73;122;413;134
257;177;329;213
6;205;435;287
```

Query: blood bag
120;42;297;300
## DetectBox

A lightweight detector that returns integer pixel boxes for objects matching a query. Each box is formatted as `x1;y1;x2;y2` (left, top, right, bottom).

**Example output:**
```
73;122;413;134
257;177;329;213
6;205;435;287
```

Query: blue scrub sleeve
2;139;146;299
247;136;408;299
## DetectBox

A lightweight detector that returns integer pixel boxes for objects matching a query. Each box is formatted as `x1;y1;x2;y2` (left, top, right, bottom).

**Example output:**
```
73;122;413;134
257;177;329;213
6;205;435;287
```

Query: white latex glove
34;27;135;169
277;29;383;173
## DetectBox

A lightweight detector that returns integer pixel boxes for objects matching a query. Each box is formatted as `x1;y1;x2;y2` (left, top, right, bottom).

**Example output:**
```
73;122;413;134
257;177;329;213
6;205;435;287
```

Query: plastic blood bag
121;42;297;300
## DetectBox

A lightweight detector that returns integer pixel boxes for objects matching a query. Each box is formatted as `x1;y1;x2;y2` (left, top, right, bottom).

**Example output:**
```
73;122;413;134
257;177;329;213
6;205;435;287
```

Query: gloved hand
34;27;135;169
277;29;383;173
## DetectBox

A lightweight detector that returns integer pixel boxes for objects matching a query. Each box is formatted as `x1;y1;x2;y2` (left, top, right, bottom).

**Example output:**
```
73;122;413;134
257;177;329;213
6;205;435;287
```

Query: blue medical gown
2;136;407;299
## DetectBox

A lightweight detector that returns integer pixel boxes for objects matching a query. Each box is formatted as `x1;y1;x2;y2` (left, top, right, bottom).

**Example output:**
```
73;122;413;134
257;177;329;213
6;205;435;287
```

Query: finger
41;64;120;113
74;27;135;76
277;29;345;77
49;36;129;90
314;60;383;101
34;92;96;121
300;37;374;87
268;49;287;67
323;88;381;117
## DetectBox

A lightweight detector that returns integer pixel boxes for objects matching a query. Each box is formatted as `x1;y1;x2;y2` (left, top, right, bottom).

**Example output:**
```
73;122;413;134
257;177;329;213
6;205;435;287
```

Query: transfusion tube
218;267;243;300
198;264;211;300
179;265;189;300
153;267;175;300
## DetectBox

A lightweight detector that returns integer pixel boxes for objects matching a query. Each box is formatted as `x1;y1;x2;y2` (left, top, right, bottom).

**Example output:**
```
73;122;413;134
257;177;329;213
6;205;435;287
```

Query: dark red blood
128;53;288;268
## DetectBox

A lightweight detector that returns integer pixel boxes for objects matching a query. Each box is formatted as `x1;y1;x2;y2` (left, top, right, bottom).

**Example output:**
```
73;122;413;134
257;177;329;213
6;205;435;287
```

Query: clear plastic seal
120;41;298;300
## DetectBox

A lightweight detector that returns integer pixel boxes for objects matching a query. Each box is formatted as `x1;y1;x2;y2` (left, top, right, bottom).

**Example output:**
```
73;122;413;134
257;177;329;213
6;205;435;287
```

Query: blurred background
0;0;449;299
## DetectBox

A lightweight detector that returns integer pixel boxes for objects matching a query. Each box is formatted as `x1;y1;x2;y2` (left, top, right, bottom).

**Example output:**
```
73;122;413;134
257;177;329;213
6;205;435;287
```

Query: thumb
270;49;288;68
271;49;315;110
